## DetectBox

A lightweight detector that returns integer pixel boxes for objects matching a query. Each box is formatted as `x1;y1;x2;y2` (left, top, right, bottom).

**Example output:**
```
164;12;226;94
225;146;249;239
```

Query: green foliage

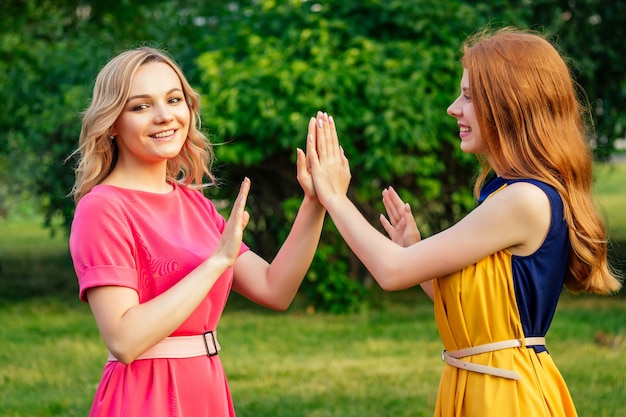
304;231;367;314
195;0;490;310
2;0;625;312
0;0;244;229
519;0;626;160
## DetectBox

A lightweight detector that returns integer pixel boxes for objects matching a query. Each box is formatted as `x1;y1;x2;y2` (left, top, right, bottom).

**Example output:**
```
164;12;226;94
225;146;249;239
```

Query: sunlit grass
219;300;441;417
0;292;624;417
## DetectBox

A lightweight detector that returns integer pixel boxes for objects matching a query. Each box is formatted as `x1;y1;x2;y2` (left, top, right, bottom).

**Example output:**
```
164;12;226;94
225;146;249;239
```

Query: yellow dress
432;177;578;416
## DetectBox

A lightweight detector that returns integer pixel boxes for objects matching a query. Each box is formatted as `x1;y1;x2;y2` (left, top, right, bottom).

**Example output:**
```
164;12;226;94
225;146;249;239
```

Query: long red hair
462;27;621;294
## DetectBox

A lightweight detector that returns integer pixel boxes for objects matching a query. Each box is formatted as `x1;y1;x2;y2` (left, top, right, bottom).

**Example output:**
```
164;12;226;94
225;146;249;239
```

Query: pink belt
108;331;220;362
442;337;546;380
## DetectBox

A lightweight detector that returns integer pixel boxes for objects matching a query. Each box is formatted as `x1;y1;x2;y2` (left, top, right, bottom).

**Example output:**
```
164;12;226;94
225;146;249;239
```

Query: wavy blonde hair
69;46;215;203
462;27;621;294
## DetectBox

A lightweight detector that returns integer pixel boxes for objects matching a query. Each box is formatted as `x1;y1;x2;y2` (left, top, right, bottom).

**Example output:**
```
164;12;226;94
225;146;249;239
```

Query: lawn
0;163;624;417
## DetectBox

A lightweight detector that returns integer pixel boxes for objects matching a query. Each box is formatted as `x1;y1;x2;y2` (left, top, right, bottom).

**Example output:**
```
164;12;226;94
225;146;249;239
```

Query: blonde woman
69;47;325;416
307;28;621;416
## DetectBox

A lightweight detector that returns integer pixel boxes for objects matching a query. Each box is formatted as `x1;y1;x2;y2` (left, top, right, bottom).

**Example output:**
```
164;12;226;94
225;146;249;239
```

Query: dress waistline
442;337;546;380
107;331;220;362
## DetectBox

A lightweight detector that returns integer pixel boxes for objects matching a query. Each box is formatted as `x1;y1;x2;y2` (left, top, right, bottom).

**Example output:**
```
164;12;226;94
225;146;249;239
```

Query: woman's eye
131;104;148;111
169;97;183;104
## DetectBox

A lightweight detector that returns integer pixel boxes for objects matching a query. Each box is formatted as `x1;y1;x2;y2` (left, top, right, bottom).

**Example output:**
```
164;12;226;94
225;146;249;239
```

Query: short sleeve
69;193;139;302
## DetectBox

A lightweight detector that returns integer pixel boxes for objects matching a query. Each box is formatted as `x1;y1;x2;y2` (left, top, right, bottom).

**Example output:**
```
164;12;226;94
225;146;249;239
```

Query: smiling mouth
460;126;471;133
152;129;175;138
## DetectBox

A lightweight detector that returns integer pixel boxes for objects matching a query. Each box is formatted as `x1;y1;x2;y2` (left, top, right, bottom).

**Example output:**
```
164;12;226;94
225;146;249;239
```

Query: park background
1;0;625;415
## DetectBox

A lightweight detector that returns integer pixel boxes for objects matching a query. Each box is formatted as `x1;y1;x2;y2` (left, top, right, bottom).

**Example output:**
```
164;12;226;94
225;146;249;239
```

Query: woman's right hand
307;112;351;209
214;177;251;267
380;186;421;247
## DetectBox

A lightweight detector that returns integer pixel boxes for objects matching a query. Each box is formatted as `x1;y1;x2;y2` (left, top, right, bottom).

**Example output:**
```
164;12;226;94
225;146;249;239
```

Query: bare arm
232;116;327;310
86;178;251;364
309;113;551;291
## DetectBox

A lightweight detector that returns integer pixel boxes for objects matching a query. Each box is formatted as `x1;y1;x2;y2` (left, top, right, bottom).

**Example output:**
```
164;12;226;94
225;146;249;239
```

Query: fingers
380;212;407;245
382;189;401;226
241;209;250;230
308;114;317;139
322;114;331;157
380;213;394;236
232;177;250;225
309;111;341;170
296;147;307;181
307;115;317;160
216;178;250;264
236;177;250;204
315;111;328;160
339;144;350;178
324;113;339;158
296;148;306;174
386;186;406;208
316;111;340;161
297;146;317;198
402;203;419;238
306;117;319;165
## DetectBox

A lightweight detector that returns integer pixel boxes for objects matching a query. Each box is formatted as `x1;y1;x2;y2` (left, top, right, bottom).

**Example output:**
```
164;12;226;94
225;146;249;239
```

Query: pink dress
69;183;249;417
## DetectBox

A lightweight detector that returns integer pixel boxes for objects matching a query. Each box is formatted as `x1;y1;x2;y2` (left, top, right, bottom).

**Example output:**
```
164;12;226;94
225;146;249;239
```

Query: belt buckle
441;350;446;361
202;331;219;357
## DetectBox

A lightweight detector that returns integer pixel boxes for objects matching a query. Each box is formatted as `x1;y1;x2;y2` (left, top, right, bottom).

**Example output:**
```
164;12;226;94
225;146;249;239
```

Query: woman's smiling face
447;69;485;155
111;61;191;167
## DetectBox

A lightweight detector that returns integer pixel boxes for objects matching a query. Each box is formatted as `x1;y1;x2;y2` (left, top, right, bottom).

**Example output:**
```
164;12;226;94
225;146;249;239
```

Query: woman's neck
102;163;173;194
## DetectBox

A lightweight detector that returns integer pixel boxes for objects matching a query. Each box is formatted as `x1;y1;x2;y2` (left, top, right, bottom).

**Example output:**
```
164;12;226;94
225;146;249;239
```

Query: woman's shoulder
503;178;564;213
504;177;556;192
481;177;561;206
503;180;553;206
176;184;220;211
75;184;126;212
485;179;560;221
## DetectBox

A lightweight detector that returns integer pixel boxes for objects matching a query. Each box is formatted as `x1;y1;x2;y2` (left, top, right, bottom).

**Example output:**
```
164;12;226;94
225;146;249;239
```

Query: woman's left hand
296;117;318;199
380;186;421;247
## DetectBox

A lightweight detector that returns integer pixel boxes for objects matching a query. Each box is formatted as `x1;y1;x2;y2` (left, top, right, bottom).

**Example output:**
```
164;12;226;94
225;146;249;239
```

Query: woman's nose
447;97;460;117
154;103;174;124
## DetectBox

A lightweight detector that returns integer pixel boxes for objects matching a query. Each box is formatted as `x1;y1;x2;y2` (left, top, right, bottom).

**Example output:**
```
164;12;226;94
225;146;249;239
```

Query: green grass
0;292;624;417
0;219;77;303
595;162;626;242
0;162;624;417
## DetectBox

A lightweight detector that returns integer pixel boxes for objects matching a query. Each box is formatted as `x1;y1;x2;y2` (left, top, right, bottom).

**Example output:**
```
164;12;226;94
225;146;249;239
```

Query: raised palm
379;187;421;247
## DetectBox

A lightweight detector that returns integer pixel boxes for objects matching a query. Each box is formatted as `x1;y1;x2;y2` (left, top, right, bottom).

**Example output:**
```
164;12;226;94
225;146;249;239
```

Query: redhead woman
306;27;621;417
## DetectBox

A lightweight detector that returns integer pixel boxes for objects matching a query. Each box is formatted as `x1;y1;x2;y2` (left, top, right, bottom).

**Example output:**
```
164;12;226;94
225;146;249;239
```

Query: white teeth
460;127;471;133
153;130;174;138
